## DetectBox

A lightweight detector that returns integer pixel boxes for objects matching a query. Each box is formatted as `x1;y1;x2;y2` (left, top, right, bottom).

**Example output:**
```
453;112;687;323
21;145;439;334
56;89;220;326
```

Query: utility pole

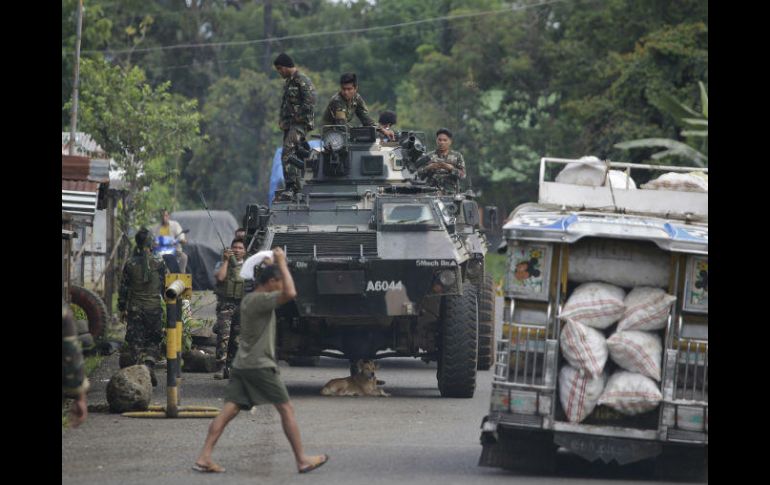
68;0;84;155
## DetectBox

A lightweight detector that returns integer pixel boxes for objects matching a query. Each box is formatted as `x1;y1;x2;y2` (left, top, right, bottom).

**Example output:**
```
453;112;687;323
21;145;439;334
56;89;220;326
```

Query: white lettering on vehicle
366;280;404;292
416;260;457;267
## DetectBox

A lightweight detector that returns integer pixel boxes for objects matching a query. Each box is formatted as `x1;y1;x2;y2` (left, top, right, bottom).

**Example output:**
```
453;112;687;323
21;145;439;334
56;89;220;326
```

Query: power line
140;27;427;73
79;0;569;55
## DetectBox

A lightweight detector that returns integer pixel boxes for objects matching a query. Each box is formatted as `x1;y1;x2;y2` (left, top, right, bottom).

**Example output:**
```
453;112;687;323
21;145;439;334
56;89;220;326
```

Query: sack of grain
559;365;606;423
617;287;676;332
555;156;607;187
559;282;626;329
605;170;637;189
598;371;662;415
606;330;662;381
641;172;708;192
560;319;608;378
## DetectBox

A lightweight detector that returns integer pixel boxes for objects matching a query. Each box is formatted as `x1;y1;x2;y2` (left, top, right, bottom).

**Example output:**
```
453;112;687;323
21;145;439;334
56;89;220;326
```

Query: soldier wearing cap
118;227;168;386
416;128;466;194
274;53;316;196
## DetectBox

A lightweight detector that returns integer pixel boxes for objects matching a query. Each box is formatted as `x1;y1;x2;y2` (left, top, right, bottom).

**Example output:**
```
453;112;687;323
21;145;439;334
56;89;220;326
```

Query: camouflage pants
281;125;306;190
214;300;241;369
125;306;164;366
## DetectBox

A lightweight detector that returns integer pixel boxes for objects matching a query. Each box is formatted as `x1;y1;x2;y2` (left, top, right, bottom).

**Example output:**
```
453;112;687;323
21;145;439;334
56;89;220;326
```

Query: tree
65;57;202;266
614;81;708;166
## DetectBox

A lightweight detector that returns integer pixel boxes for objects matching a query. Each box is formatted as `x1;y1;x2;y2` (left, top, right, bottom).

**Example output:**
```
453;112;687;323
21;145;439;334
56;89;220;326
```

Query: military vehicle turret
243;125;496;397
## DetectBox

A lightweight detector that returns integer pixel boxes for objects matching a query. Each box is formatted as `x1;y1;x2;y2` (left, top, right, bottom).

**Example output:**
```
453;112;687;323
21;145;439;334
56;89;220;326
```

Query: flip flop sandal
192;462;226;473
299;454;329;474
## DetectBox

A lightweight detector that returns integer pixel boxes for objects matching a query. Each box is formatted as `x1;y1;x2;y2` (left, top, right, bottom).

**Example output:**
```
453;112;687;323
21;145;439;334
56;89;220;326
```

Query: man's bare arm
273;247;297;305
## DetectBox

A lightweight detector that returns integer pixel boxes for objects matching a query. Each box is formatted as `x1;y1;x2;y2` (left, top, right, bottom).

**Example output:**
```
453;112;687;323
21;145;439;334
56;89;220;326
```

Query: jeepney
479;157;707;480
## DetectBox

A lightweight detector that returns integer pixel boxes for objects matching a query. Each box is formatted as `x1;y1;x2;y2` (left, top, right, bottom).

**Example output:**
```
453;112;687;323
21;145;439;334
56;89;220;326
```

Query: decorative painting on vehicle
505;244;550;301
684;256;708;313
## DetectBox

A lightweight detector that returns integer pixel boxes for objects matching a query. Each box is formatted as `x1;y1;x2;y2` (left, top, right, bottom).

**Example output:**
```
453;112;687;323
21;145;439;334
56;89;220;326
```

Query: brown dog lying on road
320;360;390;397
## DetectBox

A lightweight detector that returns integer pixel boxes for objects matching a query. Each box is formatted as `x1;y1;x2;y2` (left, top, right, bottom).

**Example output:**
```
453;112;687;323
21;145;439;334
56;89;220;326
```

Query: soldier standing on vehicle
322;72;395;141
63;301;89;427
416;128;466;194
118;227;167;386
193;247;329;475
274;53;316;196
213;238;246;380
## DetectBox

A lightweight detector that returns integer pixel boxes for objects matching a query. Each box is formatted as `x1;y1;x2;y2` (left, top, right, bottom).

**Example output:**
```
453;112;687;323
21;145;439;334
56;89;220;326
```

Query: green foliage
62;0;707;218
64;57;202;229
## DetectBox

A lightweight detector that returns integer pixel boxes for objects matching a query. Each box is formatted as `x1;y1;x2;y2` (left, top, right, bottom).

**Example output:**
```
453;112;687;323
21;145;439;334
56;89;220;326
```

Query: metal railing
495;323;549;387
673;337;708;402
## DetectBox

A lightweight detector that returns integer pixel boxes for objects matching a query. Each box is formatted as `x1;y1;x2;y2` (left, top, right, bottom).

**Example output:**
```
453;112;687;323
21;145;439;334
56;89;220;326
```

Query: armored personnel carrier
243;125;496;397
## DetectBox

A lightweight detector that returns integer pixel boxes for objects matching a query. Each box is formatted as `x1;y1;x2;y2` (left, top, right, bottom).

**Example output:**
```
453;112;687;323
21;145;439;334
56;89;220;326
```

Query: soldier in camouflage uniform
416;128;466;194
213;238;246;379
274;53;316;195
118;227;168;386
63;301;89;427
322;72;395;141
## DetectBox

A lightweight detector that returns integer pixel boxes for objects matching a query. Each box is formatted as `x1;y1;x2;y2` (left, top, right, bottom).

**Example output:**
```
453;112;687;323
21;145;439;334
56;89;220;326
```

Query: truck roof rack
538;157;708;221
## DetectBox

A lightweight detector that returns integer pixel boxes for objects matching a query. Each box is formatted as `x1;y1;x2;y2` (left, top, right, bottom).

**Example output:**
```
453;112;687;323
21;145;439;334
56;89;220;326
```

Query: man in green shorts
193;247;329;474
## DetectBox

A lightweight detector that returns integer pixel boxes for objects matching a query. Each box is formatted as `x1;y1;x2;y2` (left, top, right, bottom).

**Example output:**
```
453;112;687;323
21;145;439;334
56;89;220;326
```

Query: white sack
598;371;662;415
606;330;662;381
560;320;608;378
559;282;626;329
555;156;607;187
641;172;708;192
604;170;637;189
559;365;606;423
617;287;676;332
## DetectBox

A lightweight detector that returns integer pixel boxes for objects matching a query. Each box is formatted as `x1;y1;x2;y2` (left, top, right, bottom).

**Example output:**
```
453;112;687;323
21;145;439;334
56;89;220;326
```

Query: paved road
62;298;699;485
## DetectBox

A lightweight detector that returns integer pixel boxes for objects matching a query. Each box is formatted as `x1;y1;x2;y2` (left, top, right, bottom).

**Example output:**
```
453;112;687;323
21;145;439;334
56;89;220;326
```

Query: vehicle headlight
439;270;457;287
323;131;345;152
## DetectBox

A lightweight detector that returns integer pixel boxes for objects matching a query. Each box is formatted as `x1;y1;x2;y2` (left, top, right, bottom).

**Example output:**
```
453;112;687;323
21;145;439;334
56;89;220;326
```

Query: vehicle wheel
653;444;707;482
69;285;110;338
479;428;556;474
287;356;320;367
476;273;496;371
437;281;478;398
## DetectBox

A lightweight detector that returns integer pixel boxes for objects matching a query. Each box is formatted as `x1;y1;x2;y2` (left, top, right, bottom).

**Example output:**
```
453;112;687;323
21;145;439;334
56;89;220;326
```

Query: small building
62;132;125;306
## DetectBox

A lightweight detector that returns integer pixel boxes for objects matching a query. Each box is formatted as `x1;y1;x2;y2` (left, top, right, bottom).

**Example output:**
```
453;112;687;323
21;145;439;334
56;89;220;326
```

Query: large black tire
69;285;110;338
437;282;478;398
479;428;557;474
477;273;496;371
287;356;320;367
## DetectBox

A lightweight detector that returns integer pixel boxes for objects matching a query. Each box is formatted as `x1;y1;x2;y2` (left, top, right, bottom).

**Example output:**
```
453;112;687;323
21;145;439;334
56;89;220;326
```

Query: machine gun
399;133;428;172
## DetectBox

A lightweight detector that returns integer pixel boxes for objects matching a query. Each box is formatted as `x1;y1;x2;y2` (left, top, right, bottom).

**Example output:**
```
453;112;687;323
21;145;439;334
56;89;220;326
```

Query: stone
75;319;90;335
78;333;95;351
106;365;152;413
182;348;218;373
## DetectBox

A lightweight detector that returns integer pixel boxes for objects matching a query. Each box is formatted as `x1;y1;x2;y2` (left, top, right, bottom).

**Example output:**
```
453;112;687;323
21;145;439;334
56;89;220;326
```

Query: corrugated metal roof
61;132;109;158
62;179;100;192
62;155;110;183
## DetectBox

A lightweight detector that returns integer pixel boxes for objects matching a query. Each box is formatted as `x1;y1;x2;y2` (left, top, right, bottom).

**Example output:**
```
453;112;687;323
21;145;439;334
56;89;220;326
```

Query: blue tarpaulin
268;140;322;207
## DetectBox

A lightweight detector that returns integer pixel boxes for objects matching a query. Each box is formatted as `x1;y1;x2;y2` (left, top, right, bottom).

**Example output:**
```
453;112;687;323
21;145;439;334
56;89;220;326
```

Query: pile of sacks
557;282;676;423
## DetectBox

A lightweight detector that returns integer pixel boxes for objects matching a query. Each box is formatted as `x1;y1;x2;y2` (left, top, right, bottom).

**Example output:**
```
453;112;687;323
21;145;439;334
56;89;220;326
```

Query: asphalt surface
62;297;702;485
